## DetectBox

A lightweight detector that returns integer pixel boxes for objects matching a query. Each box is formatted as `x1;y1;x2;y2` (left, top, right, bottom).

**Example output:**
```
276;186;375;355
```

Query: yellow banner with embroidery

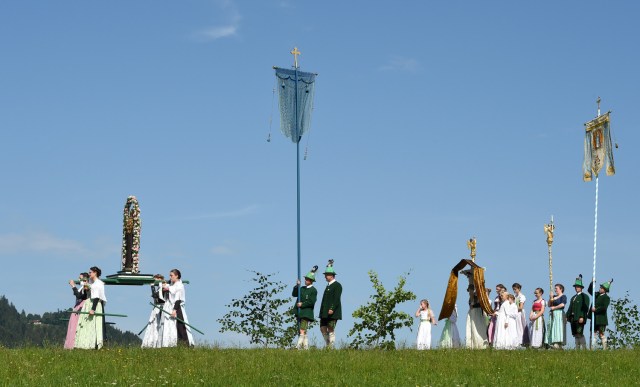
438;259;492;321
583;112;615;182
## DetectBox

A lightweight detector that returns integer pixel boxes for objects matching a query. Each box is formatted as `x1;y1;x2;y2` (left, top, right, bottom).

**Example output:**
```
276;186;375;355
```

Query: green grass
1;347;639;386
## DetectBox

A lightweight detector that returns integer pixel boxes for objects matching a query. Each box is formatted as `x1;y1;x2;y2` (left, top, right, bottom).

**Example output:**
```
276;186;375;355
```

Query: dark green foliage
606;291;640;349
0;295;141;348
217;271;297;348
348;271;416;350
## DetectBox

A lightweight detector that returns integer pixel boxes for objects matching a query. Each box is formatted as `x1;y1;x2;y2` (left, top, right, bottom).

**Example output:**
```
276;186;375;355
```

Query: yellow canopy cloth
438;259;492;321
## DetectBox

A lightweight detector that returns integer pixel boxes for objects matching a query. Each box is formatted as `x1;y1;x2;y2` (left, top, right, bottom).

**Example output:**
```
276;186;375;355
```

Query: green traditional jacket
292;284;317;321
319;281;342;320
588;282;610;326
567;291;590;323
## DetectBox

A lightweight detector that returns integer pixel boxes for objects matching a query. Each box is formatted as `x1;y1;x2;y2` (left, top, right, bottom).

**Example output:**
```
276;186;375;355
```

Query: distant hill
0;295;141;348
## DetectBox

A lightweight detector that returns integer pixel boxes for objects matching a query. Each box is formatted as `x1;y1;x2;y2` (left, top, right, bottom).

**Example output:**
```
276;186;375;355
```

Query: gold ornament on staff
467;237;477;262
544;216;555;299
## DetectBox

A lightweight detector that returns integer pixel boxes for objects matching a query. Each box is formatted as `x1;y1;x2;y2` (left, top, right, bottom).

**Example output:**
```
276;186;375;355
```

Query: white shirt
168;280;186;305
90;278;107;303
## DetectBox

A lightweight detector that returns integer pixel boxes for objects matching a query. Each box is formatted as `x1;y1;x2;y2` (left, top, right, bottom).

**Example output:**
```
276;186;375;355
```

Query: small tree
217;271;297;348
605;291;640;349
348;270;416;350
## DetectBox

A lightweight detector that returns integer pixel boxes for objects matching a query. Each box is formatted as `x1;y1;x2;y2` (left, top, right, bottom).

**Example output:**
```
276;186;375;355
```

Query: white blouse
168;280;186;305
90;278;107;303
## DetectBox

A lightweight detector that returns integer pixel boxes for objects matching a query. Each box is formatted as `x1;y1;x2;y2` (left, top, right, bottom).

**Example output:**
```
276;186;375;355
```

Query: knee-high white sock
601;336;607;350
329;332;336;348
303;334;309;350
296;334;304;349
323;333;330;346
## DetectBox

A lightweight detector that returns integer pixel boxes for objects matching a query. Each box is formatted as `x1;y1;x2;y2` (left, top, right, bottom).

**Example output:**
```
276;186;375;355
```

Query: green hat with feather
573;274;584;288
600;278;613;293
304;265;319;282
323;259;336;275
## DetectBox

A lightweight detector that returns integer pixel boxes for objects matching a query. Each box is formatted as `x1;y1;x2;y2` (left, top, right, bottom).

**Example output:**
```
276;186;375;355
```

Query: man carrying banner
588;278;612;349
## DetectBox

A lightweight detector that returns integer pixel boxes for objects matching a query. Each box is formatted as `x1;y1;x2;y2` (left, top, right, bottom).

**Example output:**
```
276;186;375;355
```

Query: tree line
0;295;141;348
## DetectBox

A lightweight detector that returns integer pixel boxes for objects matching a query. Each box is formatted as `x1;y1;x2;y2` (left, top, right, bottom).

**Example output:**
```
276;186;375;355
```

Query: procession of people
63;257;613;351
65;267;194;349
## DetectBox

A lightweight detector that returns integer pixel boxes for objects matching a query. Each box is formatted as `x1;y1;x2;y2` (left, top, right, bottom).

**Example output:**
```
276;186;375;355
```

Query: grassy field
1;347;639;386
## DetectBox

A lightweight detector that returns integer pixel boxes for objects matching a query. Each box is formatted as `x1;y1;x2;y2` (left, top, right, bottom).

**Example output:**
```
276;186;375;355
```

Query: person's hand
296;279;301;285
89;310;95;316
171;311;177;318
504;323;508;328
69;280;76;287
328;309;334;315
591;307;596;312
297;302;302;308
579;317;584;324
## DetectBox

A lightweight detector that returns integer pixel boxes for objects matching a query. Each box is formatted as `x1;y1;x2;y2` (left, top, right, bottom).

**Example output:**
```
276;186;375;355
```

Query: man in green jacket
319;259;342;348
292;266;318;350
567;274;590;349
588;278;612;349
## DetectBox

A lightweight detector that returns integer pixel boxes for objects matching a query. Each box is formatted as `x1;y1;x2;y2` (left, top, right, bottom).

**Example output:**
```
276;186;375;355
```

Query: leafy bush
606;291;640;349
217;271;297;348
348;270;416;350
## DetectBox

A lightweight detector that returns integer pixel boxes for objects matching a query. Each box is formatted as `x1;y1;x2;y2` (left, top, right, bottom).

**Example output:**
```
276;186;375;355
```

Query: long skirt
529;314;546;348
141;306;163;348
487;315;497;345
64;300;85;349
439;318;461;348
159;304;194;347
416;321;432;350
520;310;530;346
546;309;567;346
494;316;516;350
466;308;488;349
74;300;105;349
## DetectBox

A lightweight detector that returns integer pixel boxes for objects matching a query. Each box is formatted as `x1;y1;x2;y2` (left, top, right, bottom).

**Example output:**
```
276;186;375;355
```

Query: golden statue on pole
544;216;555;297
467;237;477;262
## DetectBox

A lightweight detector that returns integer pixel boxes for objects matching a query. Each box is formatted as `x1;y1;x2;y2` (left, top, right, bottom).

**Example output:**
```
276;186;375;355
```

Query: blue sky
1;1;638;347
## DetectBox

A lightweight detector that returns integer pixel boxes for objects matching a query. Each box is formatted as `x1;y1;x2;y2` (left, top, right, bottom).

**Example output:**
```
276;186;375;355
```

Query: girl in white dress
160;269;194;347
512;283;527;347
493;292;518;350
141;274;167;348
415;299;437;350
438;304;461;348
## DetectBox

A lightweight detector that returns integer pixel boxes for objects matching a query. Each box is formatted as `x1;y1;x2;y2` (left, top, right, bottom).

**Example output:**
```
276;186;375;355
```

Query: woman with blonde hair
415;299;437;350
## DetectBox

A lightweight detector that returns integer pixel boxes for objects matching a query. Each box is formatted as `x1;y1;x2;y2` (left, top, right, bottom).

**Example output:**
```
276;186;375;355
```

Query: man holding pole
588;278;612;349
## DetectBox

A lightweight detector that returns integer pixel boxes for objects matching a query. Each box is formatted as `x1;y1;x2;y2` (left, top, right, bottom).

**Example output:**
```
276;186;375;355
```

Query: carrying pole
589;97;601;350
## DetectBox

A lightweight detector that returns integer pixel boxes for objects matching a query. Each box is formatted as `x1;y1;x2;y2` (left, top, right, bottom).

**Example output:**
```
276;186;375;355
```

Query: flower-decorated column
121;196;141;273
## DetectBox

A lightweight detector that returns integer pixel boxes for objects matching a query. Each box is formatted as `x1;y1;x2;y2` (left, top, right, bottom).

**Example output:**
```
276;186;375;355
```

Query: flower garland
121;196;141;274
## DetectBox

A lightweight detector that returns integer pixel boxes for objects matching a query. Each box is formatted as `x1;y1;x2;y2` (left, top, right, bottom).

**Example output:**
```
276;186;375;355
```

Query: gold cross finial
290;47;301;69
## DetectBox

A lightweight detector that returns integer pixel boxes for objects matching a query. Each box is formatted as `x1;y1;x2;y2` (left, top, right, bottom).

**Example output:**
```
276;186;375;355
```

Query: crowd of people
64;267;193;349
64;262;610;351
415;274;612;350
